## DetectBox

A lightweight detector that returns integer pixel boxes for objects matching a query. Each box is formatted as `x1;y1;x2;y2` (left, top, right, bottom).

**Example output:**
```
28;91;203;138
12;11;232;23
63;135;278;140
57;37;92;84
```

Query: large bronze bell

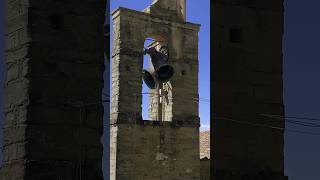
143;46;174;86
142;69;157;89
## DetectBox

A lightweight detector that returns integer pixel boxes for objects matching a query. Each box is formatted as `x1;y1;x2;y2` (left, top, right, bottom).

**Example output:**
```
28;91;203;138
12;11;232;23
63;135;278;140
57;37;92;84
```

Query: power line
260;113;320;122
286;119;320;127
140;92;210;102
215;116;320;136
106;92;320;128
104;115;320;136
217;116;283;130
260;114;320;127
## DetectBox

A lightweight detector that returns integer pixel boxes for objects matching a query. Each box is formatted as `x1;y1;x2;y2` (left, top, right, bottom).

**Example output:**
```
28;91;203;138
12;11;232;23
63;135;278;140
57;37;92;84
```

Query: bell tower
0;0;106;179
213;0;288;179
110;0;201;179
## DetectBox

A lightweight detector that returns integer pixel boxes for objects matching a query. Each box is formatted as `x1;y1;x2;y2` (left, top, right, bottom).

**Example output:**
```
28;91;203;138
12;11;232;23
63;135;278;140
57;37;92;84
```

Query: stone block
5;46;29;63
45;125;74;145
5;0;29;20
6;61;20;82
6;13;28;33
3;125;27;146
74;63;105;79
5;27;30;51
85;147;103;161
0;160;26;180
253;85;283;103
83;106;104;128
5;79;29;109
24;160;78;179
2;142;26;163
73;127;102;146
4;109;25;129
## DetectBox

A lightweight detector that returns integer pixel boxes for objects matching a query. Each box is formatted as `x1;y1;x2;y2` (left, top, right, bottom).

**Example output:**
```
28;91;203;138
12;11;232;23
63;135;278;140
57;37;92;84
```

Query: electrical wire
105;92;320;136
260;114;320;127
215;116;320;136
106;91;320;135
140;92;210;102
286;119;320;127
107;93;320;128
260;113;320;122
104;114;320;136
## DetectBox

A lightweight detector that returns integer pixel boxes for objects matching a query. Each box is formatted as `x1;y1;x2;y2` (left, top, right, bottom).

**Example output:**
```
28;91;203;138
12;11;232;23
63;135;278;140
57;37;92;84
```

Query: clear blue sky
283;0;320;179
110;0;211;131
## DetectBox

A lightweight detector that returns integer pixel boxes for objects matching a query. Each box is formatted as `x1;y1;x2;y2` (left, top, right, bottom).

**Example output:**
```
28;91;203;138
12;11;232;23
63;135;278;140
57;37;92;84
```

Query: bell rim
155;65;175;83
142;69;157;89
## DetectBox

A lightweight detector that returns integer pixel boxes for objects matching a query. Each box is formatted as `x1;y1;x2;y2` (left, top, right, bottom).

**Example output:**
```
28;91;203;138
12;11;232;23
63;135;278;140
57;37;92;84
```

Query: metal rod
158;84;163;121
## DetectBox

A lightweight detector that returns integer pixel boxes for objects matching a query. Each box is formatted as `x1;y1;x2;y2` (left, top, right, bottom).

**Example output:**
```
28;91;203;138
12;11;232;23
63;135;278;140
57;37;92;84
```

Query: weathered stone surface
110;1;201;179
200;131;210;160
113;124;200;180
111;7;200;124
200;131;210;180
0;0;106;179
213;0;287;179
200;158;210;180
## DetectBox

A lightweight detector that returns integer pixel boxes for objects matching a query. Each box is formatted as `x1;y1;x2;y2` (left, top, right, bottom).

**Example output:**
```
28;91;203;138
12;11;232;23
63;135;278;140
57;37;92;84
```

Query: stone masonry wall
200;159;210;180
1;0;106;179
113;122;200;180
213;0;287;179
111;7;200;124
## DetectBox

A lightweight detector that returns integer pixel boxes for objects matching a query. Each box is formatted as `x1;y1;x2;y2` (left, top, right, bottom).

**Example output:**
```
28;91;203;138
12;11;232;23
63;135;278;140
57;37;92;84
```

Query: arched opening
142;36;173;121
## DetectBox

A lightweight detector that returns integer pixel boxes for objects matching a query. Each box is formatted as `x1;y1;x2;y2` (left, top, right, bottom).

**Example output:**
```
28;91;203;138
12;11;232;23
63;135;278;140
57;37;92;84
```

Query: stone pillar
110;1;201;179
213;0;288;179
1;0;106;179
180;0;186;21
